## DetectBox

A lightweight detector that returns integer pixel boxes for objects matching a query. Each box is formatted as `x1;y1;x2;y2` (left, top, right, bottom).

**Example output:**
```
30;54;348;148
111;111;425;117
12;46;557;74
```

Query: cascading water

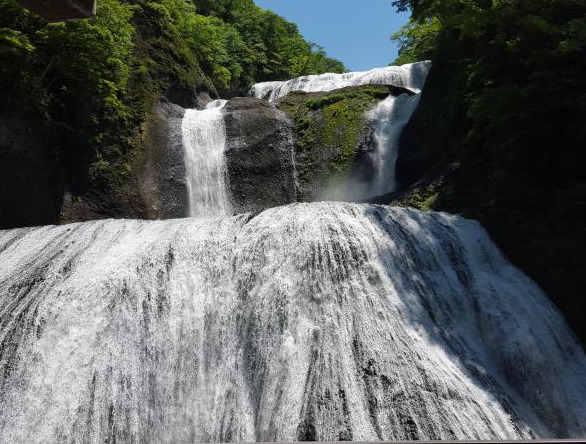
367;93;422;197
250;62;430;200
1;59;585;444
181;99;231;218
0;202;585;443
249;61;431;101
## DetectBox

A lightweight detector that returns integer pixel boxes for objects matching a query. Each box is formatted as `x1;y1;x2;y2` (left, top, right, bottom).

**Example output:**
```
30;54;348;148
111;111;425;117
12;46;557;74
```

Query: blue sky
254;0;410;72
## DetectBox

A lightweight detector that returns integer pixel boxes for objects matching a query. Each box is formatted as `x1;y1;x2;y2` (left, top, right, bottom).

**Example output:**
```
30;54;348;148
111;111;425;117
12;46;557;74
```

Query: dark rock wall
140;100;188;219
0;113;62;229
224;97;296;214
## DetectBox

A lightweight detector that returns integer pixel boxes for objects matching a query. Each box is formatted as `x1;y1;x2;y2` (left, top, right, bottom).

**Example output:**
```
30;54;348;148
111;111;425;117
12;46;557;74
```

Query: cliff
0;0;343;228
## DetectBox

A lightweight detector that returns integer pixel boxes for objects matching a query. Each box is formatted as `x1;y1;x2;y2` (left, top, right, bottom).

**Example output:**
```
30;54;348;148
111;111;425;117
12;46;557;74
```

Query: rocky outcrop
140;100;188;219
0;113;61;229
278;85;403;202
224;97;296;214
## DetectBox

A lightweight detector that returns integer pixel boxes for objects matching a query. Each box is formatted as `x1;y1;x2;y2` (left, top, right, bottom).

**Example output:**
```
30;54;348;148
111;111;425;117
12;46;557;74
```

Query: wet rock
140;99;189;219
224;97;296;213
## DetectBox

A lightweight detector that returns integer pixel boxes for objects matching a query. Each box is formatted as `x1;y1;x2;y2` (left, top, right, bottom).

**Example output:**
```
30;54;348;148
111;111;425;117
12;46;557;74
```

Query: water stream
181;99;231;218
249;61;431;101
368;93;422;196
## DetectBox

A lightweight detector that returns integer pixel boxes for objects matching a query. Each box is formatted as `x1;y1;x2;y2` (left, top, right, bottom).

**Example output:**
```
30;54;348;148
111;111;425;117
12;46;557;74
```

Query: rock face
278;86;405;202
224;97;296;214
0;113;61;229
140;100;189;219
0;82;419;227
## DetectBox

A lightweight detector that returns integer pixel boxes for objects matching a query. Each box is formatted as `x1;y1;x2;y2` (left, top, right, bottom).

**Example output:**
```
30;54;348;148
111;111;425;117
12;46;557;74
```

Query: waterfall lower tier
181;100;231;218
249;61;431;101
0;203;584;443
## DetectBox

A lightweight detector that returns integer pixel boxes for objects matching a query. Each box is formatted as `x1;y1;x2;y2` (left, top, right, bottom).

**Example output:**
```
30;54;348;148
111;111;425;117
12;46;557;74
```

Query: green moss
286;86;393;201
393;181;443;212
321;98;370;175
304;85;394;111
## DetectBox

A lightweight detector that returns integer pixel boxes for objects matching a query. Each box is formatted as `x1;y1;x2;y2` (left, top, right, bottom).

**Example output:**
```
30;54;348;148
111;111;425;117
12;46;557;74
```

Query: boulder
139;100;189;219
224;97;296;213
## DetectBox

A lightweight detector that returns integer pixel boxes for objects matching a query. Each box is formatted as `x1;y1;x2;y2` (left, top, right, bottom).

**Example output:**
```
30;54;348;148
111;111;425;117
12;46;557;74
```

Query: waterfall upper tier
367;93;423;197
249;61;432;101
0;202;584;443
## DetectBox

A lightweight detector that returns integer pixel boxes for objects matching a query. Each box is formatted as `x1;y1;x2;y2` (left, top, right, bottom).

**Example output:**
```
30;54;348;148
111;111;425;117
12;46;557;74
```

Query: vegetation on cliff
279;86;396;201
0;0;344;225
390;0;586;342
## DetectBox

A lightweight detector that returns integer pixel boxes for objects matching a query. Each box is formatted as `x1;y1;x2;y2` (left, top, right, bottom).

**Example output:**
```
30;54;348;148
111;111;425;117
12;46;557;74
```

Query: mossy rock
277;85;407;201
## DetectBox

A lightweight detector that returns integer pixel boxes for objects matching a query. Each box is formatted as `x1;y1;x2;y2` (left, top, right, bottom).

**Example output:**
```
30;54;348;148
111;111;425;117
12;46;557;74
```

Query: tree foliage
391;0;586;341
158;0;345;90
0;0;344;216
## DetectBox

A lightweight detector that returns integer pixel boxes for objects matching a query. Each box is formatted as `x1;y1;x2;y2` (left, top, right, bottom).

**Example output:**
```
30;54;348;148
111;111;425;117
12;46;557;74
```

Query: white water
368;93;422;197
0;202;585;443
249;61;432;101
250;62;430;199
181;99;231;217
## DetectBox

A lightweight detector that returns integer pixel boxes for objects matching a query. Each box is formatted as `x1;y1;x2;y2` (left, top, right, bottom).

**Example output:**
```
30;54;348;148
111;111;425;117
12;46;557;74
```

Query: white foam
0;202;584;442
249;61;432;101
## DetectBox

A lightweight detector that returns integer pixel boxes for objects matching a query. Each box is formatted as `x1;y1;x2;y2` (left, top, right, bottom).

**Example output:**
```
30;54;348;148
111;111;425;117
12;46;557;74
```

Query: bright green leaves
392;16;442;64
0;28;33;53
155;0;344;91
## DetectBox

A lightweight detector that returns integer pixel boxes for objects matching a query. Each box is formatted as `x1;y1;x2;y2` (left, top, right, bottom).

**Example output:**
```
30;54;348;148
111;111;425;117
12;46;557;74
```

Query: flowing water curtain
0;203;585;443
368;93;422;197
181;100;232;218
249;61;432;101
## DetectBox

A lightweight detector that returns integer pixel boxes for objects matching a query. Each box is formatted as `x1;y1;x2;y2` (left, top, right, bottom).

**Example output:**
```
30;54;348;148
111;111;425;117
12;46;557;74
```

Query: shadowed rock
140;100;188;219
0;112;61;229
224;97;296;213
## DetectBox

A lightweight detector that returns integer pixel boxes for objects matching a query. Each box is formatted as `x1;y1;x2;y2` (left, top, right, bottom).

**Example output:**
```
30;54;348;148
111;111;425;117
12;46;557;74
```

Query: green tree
391;0;586;342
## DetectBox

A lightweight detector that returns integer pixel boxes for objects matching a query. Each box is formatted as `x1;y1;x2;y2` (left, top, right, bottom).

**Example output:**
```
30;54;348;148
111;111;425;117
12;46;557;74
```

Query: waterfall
250;62;430;199
0;202;585;443
249;61;431;101
368;93;422;197
181;99;231;218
